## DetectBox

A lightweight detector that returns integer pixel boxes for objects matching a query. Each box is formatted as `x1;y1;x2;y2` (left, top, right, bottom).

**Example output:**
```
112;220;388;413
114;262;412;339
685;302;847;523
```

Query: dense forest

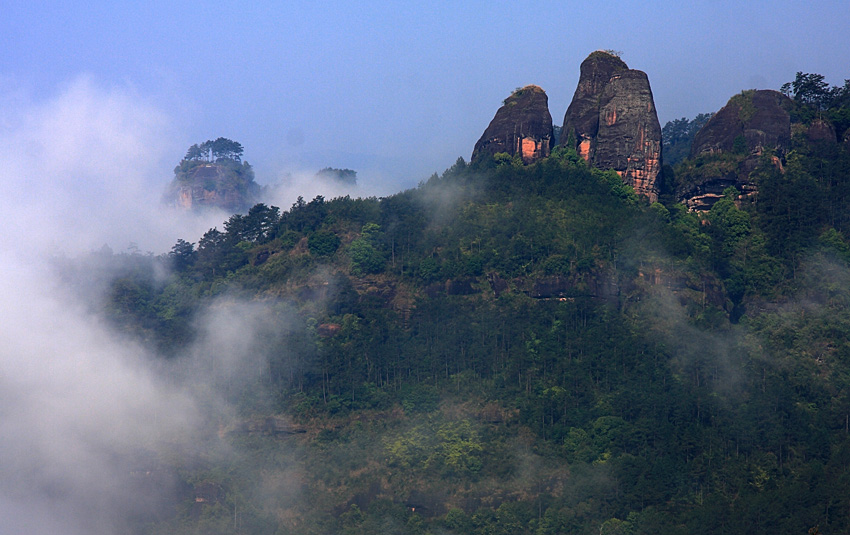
62;73;850;535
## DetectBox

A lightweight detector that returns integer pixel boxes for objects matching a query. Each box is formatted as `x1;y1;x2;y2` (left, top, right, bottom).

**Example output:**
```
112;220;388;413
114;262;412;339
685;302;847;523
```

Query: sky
3;0;849;201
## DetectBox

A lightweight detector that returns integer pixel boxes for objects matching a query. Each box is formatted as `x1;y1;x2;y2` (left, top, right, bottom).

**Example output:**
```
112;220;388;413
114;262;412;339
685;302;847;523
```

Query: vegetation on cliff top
53;68;850;534
165;138;260;212
64;119;850;534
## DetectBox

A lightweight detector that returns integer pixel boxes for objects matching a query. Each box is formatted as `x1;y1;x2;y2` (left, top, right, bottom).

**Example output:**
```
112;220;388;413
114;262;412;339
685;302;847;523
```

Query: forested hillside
60;74;850;535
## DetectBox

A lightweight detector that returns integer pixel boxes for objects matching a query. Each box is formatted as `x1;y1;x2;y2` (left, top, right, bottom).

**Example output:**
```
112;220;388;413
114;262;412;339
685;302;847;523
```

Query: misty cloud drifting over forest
0;77;294;534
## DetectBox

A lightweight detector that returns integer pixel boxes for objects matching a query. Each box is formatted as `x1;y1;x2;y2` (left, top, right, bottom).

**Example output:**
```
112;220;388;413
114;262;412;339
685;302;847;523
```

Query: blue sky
3;0;849;194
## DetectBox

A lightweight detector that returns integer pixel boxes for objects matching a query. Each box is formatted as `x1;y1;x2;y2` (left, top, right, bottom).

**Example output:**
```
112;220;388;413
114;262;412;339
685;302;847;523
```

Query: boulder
472;85;554;164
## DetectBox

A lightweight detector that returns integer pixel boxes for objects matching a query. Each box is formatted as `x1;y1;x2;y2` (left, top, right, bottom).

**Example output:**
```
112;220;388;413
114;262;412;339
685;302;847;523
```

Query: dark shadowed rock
530;276;572;298
472;85;554;164
806;118;837;143
561;51;629;162
691;90;792;157
678;90;793;211
560;51;662;201
594;70;663;200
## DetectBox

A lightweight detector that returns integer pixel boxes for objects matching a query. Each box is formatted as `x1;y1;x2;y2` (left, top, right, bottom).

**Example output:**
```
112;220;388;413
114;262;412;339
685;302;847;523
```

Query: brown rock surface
678;90;793;211
472;85;554;164
165;162;260;213
806;118;837;143
560;51;662;201
691;90;792;157
561;51;629;161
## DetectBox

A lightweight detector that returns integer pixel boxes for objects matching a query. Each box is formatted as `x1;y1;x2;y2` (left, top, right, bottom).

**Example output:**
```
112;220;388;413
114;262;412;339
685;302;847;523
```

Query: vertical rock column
561;51;662;202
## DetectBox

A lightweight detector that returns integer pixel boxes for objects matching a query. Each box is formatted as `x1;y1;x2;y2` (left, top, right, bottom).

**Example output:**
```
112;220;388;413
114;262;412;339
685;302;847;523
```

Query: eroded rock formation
164;161;260;213
806;118;837;144
691;90;792;157
472;85;554;164
561;51;662;201
679;90;793;210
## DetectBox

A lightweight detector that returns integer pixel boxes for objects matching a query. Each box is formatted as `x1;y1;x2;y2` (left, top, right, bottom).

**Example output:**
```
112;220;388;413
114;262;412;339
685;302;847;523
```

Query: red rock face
472;85;554;164
561;52;662;201
165;163;260;213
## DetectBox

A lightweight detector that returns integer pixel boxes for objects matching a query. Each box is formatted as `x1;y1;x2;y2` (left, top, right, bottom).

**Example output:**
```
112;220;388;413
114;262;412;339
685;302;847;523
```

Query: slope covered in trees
60;111;850;534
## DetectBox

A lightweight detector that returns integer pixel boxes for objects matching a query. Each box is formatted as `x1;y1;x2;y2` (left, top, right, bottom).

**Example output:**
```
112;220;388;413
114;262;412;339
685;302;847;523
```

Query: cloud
0;75;229;256
0;76;289;534
0;255;203;534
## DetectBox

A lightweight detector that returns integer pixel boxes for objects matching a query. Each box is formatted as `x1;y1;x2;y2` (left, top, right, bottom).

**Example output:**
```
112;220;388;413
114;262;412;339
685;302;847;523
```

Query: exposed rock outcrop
678;90;793;210
806;118;837;143
472;85;554;164
164;161;260;213
562;52;628;162
561;51;662;201
691;90;792;157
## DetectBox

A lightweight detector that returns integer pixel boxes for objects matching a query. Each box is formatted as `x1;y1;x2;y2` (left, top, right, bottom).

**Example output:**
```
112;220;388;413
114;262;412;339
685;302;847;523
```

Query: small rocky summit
691;90;793;157
561;51;662;201
679;90;793;210
164;138;261;213
472;85;554;164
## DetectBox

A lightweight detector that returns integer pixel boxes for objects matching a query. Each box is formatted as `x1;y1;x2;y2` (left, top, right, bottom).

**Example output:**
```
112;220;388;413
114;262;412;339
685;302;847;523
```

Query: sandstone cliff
472;85;554;164
806;118;837;143
678;90;793;210
690;90;792;157
164;160;260;213
561;51;662;201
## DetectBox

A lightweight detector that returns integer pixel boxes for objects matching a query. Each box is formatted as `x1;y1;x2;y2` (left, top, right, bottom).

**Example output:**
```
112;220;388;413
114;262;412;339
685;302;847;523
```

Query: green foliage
348;223;386;275
385;419;484;477
184;137;244;162
730;90;757;123
782;72;833;110
86;122;850;534
662;113;714;165
731;134;748;154
308;230;341;257
492;151;522;168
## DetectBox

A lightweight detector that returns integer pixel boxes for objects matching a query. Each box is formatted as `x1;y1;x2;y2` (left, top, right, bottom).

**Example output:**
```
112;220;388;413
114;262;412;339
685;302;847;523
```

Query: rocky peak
691;90;792;157
472;85;554;164
561;51;629;160
560;51;662;201
164;152;260;213
677;90;793;211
